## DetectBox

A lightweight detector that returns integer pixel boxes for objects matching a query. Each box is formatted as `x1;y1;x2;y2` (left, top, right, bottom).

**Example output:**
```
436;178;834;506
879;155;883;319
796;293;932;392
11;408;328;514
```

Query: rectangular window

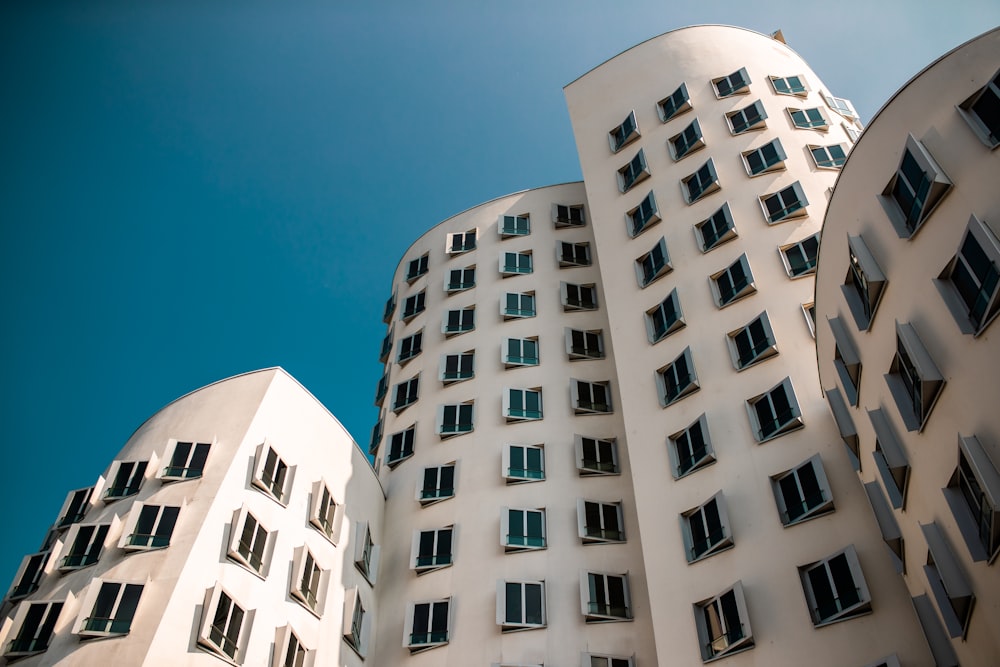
826;387;860;469
354;522;380;584
617;149;650;193
572;379;612;414
124;504;179;550
347;593;369;656
921;522;975;639
658;347;699;407
398;330;423;363
499;214;530;238
789;107;829;130
309;481;343;543
695;202;737;252
504;388;543;422
502;292;536;319
682;492;733;562
682;159;720;204
609;110;639;152
635;237;671;287
56;486;93;528
577;499;625;543
406;254;429;282
559;241;591;267
885;322;945;432
842;235;887;330
392;375;420;413
576;436;619;475
760;181;808;224
646;288;685;343
588;655;634;667
413;527;453;572
382;292;396;324
771;454;834;526
566;328;604;360
799;545;871;626
406;599;450;652
7;551;50;601
626;190;660;237
443;307;475;335
162;441;210;480
562;282;598;311
803;302;817;339
780;233;819;277
446;230;477;254
439;402;474;437
669;118;705;161
713;67;750;97
374;372;389;407
386;425;416;467
946;434;1000;562
401;291;427;321
727;312;777;370
553;204;586;227
104;460;148;501
501;251;533;276
252;444;292;503
711;254;756;308
746;377;803;442
726;100;767;134
80;581;143;637
59;523;110;570
291;548;326;614
379;328;393;363
829;316;862;406
658;82;691;122
694;583;754;661
198;586;248;661
445;266;476;293
810;144;848;169
419;464;455;504
742;138;786;176
668;414;715;479
958;68;1000;148
228;508;271;575
275;625;312;667
440;350;474;384
863;481;904;572
869;408;910;510
497;581;546;631
937;214;1000;334
504;444;544;483
4;600;63;657
503;337;539;367
580;572;631;621
369;414;383;456
502;507;546;551
880;134;952;237
769;75;807;96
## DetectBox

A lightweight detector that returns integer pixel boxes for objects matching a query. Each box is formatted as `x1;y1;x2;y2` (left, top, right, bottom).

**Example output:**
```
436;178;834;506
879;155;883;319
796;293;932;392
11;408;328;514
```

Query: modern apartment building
814;27;1000;667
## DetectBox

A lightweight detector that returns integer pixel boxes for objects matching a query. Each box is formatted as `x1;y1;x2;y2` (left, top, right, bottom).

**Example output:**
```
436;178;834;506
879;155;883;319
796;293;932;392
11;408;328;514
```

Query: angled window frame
869;408;910;510
810;143;848;169
746;376;803;442
779;233;820;278
710;254;756;308
713;67;750;98
438;402;474;438
274;624;315;667
695;202;737;253
553;203;586;228
55;486;94;529
576;435;620;476
405;253;429;283
609;110;640;153
741;138;787;176
353;521;380;585
58;522;110;571
386;424;417;468
879;134;952;238
577;498;626;544
4;598;64;658
290;546;329;617
160;440;211;481
565;327;605;360
119;502;180;552
957;67;1000;148
558;240;592;267
921;522;975;639
759;181;809;224
496;579;546;632
863;481;904;573
562;282;599;311
404;598;451;653
626;190;660;237
500;250;533;277
445;229;477;255
658;82;692;122
726;100;767;134
693;581;754;661
443;306;475;336
503;387;543;422
842;234;887;331
499;214;531;239
251;442;294;504
788;106;830;131
197;584;252;663
103;459;149;502
769;74;808;97
417;462;456;505
502;506;547;552
440;349;475;385
799;544;872;627
829;316;862;406
680;491;734;563
503;443;545;483
617;149;650;193
398;329;424;364
944;434;1000;563
657;346;700;407
411;525;454;573
885;321;945;432
571;379;613;415
76;579;144;640
580;571;632;622
309;480;344;545
771;454;835;527
645;288;685;343
635;236;672;287
502;291;536;320
227;506;275;577
681;158;721;204
668;413;715;479
392;374;420;414
503;336;540;368
668;117;705;161
445;265;476;294
726;311;778;371
935;214;1000;335
6;550;50;602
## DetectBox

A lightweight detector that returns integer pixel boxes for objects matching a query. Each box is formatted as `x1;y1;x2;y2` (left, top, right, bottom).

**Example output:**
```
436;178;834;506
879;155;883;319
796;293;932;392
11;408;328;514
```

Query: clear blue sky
1;0;997;585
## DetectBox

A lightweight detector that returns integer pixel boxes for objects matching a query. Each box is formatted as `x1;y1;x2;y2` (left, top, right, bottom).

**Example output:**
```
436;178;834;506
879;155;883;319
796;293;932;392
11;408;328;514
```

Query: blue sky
1;0;997;584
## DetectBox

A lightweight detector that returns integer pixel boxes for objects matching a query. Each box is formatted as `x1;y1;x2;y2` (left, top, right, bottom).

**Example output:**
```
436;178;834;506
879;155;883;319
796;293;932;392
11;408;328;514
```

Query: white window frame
742;138;787;176
561;282;598;311
824;93;858;119
309;480;344;544
579;571;632;622
799;545;872;627
885;321;945;432
957;67;1000;148
779;233;819;278
617;149;650;193
695;202;737;252
646;288;685;343
658;82;692;123
496;580;546;631
693;582;754;661
58;522;110;571
935;214;1000;335
710;254;756;308
55;486;93;529
769;74;808;97
681;158;720;204
802;302;817;339
416;462;457;505
809;143;848;169
879;134;952;238
502;291;536;320
392;375;420;414
445;229;477;255
197;584;251;663
503;387;543;422
75;579;144;639
609;110;640;153
119;502;180;551
403;599;451;653
290;546;328;616
7;551;50;601
398;329;423;364
577;499;625;544
681;491;734;563
626;190;660;237
227;506;274;577
251;443;294;505
842;234;887;331
657;347;699;407
405;253;429;283
382;291;396;324
788;106;830;130
635;237;671;287
945;434;1000;563
438;402;474;438
726;100;767;134
3;599;64;658
440;350;474;385
503;336;540;368
668;413;715;479
771;454;834;526
668;117;706;161
103;459;149;502
584;655;635;667
503;443;545;483
558;241;592;267
499;214;531;238
726;311;778;371
553;203;586;228
442;307;475;336
713;67;750;98
274;624;315;667
571;379;613;414
746;377;803;442
445;265;476;294
373;371;389;407
500;250;533;277
160;440;211;481
386;425;416;468
565;328;605;360
501;507;547;552
353;521;380;584
400;290;426;322
411;526;454;573
576;435;620;476
759;181;809;224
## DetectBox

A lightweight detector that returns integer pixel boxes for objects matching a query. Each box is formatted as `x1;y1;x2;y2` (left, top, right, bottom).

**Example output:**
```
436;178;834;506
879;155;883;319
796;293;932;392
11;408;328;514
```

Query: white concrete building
814;28;1000;667
1;368;384;666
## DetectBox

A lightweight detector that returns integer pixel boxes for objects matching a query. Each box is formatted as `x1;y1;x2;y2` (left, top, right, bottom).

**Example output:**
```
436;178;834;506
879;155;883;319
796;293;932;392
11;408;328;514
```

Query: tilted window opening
714;67;750;98
59;523;110;570
497;580;546;631
760;181;808;224
799;545;872;626
501;251;533;276
658;82;692;122
646;288;685;343
810;144;848;169
441;350;474;384
727;100;767;134
504;507;546;551
446;266;476;293
696;202;737;252
505;444;544;482
567;328;605;360
669;414;715;479
711;254;756;307
780;233;819;278
5;600;63;657
401;291;427;321
577;436;619;475
563;282;598;311
627;190;660;237
885;322;945;432
727;312;777;370
617;149;650;193
947;435;1000;562
505;388;543;422
104;460;148;501
658;347;699;407
682;159;720;204
419;464;455;504
573;379;612;414
743;139;787;176
443;307;475;336
499;214;530;238
772;454;834;526
636;237;671;287
789;107;829;130
842;235;887;330
503;292;536;319
582;572;632;622
414;527;453;572
669;118;705;161
398;330;424;363
746;377;803;442
406;254;429;282
609;110;640;152
198;587;248;661
504;337;539;367
937;214;1000;334
392;376;420;413
447;230;477;254
958;67;1000;148
578;499;625;543
124;504;179;550
163;441;210;480
770;75;807;96
559;241;591;267
553;203;586;227
681;492;733;562
880;134;952;237
693;583;754;661
386;426;416;467
80;581;143;638
407;599;450;652
439;403;474;437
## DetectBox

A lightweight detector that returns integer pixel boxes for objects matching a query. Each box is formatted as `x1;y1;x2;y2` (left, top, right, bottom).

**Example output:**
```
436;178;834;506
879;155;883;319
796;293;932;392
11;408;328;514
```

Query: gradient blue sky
1;0;997;583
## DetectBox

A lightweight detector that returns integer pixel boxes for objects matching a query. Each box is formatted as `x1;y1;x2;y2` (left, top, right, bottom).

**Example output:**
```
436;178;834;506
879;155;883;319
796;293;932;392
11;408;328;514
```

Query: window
503;507;546;551
562;282;598;311
379;328;393;363
572;379;612;414
398;330;423;363
711;254;756;307
374;372;389;406
4;600;63;657
635;237;671;287
443;307;475;335
566;328;604;360
829;317;861;406
760;181;808;223
103;460;148;501
609;110;639;152
869;408;910;510
587;655;634;667
392;375;420;413
800;545;871;626
726;100;767;134
826;387;860;469
343;588;370;657
780;233;819;278
198;586;249;662
406;599;450;652
123;504;179;550
59;523;110;570
576;436;619;475
504;444;544;483
413;527;453;572
553;203;586;227
438;402;474;437
617;149;650;193
911;594;960;667
445;266;475;293
824;94;858;119
946;434;1000;562
658;82;691;122
497;581;545;631
502;291;535;319
577;499;625;543
769;75;807;96
885;322;945;432
727;312;777;370
695;202;737;252
7;551;49;601
681;492;733;562
559;241;591;267
842;235;887;330
440;350;474;384
499;214;530;238
746;377;803;442
79;581;143;638
693;582;754;661
418;464;455;504
401;291;426;321
580;572;631;622
921;522;975;639
55;486;93;528
713;67;750;97
504;388;543;422
880;134;952;237
354;522;380;584
788;107;829;130
669;413;715;479
291;547;327;614
771;454;834;526
810;144;848;169
742;138;786;176
228;507;272;575
501;251;533;276
446;230;477;255
626;190;660;237
682;159;720;204
309;481;343;543
937;214;1000;334
252;444;293;504
382;292;396;324
386;425;416;467
504;337;539;368
843;122;862;143
369;414;383;456
669;118;705;160
863;481;904;572
657;347;699;407
275;625;313;667
406;254;429;282
802;302;817;338
646;288;685;343
958;67;1000;147
162;441;210;480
